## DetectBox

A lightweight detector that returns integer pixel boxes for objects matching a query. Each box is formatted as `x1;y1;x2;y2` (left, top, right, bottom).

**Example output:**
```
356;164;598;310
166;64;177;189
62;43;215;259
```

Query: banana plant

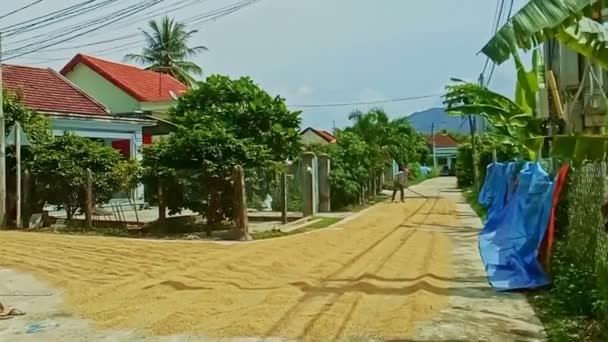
444;81;543;158
481;0;601;65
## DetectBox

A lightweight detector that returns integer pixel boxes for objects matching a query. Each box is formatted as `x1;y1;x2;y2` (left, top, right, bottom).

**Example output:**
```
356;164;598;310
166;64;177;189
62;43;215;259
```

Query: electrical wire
486;0;514;86
291;94;443;108
5;0;123;41
4;0;165;61
0;0;97;32
0;0;44;21
3;0;163;56
481;0;503;77
10;0;261;61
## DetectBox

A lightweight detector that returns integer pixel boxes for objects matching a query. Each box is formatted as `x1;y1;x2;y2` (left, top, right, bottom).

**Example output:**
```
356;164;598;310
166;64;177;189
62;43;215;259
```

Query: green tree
346;108;427;169
329;131;372;209
124;16;207;86
142;75;301;232
170;75;302;163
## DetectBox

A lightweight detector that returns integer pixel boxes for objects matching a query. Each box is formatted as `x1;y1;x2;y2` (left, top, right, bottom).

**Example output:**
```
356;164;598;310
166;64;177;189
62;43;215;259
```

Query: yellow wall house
60;54;188;141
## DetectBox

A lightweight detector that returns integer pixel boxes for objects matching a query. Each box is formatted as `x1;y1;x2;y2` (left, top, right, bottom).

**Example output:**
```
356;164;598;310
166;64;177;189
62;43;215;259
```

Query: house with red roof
60;54;186;115
3;64;155;199
426;133;459;170
300;127;336;145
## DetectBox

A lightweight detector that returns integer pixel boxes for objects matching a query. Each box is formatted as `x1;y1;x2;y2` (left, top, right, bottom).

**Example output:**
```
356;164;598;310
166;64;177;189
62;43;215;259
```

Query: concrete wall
141;101;177;114
64;63;141;114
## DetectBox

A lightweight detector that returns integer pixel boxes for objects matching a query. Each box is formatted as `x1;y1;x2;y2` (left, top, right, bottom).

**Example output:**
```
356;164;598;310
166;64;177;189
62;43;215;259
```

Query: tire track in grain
266;199;430;338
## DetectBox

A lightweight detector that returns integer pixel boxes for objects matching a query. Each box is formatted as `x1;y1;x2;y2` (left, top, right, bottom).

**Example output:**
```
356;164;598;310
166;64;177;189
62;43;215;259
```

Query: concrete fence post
318;153;331;212
85;168;93;229
302;152;316;217
280;169;288;224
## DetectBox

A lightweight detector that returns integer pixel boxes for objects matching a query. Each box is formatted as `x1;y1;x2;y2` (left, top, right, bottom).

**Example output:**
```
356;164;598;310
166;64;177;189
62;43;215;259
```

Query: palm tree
125;16;207;87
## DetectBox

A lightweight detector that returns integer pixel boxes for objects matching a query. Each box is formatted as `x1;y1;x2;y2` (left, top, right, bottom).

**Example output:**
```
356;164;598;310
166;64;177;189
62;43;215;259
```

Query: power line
5;0;122;40
291;94;443;108
481;0;503;77
0;0;97;32
3;0;148;55
0;0;44;21
486;0;514;86
4;0;165;61
11;0;261;62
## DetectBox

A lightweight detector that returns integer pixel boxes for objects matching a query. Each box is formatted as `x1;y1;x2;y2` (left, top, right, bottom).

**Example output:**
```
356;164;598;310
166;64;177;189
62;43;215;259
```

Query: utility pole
431;122;437;169
0;32;6;227
15;123;21;228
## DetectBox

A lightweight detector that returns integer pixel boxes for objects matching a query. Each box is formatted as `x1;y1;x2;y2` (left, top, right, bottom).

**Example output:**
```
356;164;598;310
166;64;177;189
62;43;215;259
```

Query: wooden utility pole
23;170;29;228
280;170;287;224
14;123;21;228
85;168;93;229
0;32;6;227
232;165;251;241
431;122;437;169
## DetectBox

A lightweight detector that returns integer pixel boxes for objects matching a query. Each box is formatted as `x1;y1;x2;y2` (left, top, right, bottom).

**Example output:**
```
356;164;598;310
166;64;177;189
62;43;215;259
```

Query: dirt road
0;178;545;341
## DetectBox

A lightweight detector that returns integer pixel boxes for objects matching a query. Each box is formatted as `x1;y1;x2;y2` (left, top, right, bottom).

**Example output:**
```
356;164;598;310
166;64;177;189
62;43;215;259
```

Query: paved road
0;177;545;341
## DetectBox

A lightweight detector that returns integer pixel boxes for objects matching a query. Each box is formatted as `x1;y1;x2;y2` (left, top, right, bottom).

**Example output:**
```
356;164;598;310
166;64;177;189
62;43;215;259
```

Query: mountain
407;107;469;134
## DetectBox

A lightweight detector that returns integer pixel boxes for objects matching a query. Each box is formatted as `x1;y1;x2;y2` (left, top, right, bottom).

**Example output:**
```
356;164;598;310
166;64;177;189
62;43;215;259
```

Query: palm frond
124;16;206;87
123;53;155;65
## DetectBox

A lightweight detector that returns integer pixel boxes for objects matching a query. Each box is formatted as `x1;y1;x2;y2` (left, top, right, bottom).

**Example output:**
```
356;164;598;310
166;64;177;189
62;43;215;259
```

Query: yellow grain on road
0;198;456;341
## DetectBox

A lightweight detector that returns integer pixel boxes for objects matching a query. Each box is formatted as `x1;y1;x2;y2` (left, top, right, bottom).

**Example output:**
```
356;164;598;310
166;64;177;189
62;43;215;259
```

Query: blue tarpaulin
478;162;507;220
478;162;554;291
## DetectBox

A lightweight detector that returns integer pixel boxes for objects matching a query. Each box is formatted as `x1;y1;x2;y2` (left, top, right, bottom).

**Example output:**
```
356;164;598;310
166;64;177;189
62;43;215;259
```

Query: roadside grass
463;187;486;221
251;217;342;240
528;291;604;342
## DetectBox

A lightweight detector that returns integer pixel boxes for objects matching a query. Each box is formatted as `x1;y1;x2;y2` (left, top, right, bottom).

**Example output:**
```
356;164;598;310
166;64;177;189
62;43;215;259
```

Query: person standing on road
392;165;409;202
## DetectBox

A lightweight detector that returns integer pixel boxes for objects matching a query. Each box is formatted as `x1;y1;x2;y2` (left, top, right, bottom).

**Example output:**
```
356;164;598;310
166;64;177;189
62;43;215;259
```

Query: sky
4;0;525;130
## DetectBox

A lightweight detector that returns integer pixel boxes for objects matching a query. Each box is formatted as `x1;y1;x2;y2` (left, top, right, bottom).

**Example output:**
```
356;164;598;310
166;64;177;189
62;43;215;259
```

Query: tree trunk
158;179;166;222
232;165;251;241
206;191;222;237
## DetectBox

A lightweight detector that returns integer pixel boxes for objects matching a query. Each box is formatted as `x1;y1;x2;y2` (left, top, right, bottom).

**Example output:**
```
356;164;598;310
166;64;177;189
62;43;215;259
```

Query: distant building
300;127;336;145
426;134;459;170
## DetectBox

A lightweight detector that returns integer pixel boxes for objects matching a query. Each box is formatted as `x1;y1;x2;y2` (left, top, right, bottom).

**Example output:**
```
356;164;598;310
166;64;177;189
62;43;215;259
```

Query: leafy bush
456;134;522;187
429;167;440;178
30;133;125;219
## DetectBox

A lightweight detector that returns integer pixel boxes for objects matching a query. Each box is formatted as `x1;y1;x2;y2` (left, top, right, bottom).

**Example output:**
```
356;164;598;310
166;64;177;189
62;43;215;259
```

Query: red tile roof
60;54;188;103
302;127;336;143
3;64;109;115
426;134;459;148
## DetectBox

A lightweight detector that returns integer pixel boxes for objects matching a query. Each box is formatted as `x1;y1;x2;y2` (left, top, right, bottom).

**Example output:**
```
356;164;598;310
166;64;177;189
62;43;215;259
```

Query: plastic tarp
478;162;507;220
479;162;554;291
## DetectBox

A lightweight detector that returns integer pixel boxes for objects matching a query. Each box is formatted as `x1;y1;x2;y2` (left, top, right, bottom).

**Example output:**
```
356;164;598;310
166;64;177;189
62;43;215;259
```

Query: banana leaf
481;0;598;64
556;17;608;69
514;52;539;114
